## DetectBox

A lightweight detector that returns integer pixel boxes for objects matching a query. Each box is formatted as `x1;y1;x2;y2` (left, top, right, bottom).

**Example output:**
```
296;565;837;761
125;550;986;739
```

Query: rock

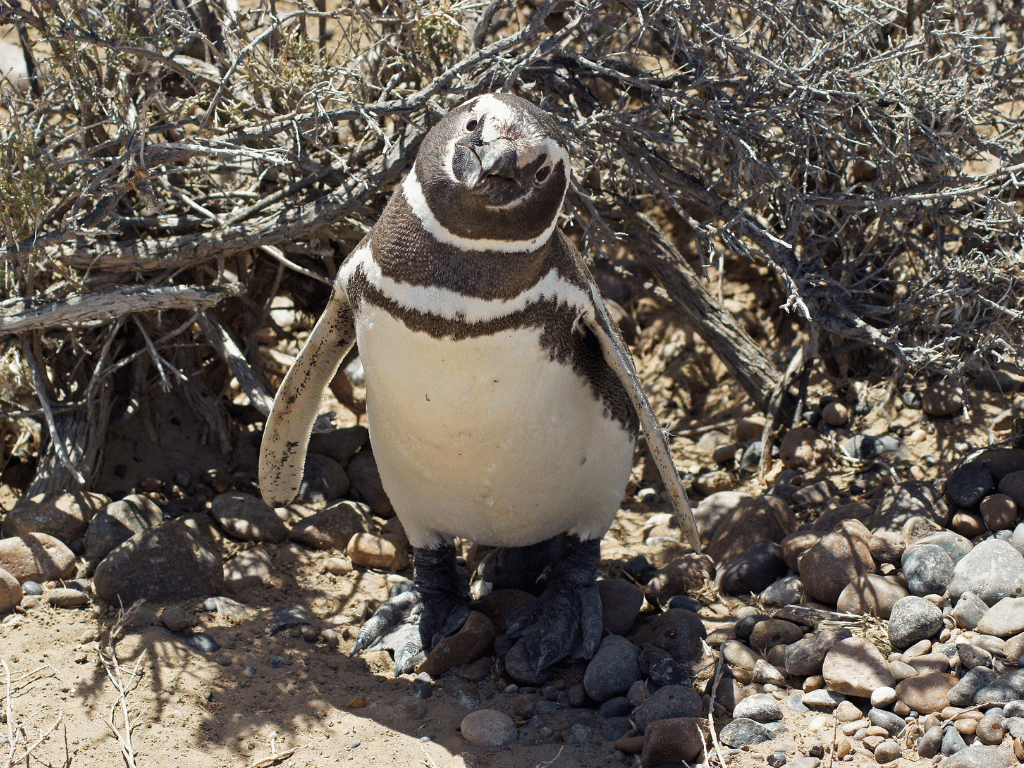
999;471;1024;508
802;689;845;710
870;687;897;708
446;677;481;709
210;491;289;543
717;540;788;596
641;645;690;688
977;715;1005;745
598;578;644;636
736;416;766;442
894;671;958;713
958;644;994;670
631;609;706;664
160;605;191;632
874;739;902;763
3;491;107;543
722;639;765;671
982;494;1019;532
85;494;163;561
948;462;996;508
297;453;349;505
779;427;821;469
941;745;1018;768
941;725;968;755
869;481;948;532
836;574;908;619
869;707;906;736
460;709;516;747
748;619;805;653
868;531;905;564
307;426;368;465
732;693;783;722
640;717;703;765
693;491;751;541
781;531;820;571
0;532;76;583
346;533;408;571
92;522;223;605
821;637;895;697
947;539;1024;606
707;495;795;565
952;591;990;630
720;718;774;747
223;547;275;593
0;568;22;611
888;596;944;650
784;628;853;676
918;725;944;758
760;575;803;607
633;685;702;733
346;450;393;517
822;401;849;427
752;659;786;685
843;434;901;461
289;500;367;550
977;597;1024;638
952;510;987;538
922;379;964;417
643;554;715;603
799;519;875;604
975;669;1024;706
365;695;427;722
813;501;874;534
43;586;88;608
582;635;641;702
901;544;955;597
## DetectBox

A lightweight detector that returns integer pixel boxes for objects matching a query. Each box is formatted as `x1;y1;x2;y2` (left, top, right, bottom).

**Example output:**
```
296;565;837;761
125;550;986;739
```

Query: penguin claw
351;589;428;674
505;581;603;676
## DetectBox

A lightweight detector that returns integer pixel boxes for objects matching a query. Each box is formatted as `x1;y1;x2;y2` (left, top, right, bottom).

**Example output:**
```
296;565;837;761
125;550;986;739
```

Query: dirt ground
0;262;1020;768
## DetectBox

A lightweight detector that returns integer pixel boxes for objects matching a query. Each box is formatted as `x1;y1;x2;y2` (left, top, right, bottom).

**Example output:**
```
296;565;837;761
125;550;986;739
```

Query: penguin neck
369;186;557;302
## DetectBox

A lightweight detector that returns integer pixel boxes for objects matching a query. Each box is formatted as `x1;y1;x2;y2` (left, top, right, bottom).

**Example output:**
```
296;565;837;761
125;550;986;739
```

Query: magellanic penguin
260;93;700;677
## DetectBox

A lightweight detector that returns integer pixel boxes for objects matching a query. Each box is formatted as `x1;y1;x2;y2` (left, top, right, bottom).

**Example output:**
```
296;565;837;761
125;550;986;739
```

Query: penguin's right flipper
259;284;356;507
352;544;471;675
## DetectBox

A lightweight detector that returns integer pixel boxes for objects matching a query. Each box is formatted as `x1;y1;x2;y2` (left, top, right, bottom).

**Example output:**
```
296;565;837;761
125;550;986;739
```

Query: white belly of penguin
356;306;635;550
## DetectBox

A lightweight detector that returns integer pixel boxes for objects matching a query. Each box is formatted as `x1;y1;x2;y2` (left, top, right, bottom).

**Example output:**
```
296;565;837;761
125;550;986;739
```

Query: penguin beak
455;135;521;191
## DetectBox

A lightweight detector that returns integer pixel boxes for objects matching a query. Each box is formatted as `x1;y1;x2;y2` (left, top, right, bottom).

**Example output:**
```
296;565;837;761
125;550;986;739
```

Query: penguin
259;93;700;677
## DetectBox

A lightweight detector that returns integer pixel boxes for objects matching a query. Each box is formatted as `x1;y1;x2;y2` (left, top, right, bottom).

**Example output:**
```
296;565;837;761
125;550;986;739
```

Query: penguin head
407;93;571;248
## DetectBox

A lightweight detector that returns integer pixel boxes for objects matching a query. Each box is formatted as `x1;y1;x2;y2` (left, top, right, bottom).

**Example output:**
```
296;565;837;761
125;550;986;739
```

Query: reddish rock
836;573;908;619
822;637;895;697
419;611;495;677
798;519;876;604
780;531;820;571
779;427;821;469
0;532;76;583
346;533;408;571
644;554;715;603
3;491;107;542
640;717;704;765
0;568;22;611
894;671;958;714
289;500;367;550
981;494;1018;531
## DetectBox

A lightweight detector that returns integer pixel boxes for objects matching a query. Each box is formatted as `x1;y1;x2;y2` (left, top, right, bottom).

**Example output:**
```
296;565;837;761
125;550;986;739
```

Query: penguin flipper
259;285;356;507
580;280;702;553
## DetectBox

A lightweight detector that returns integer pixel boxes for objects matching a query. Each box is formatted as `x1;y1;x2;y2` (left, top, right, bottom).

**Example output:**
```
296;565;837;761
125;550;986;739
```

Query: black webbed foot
351;544;470;675
503;536;603;676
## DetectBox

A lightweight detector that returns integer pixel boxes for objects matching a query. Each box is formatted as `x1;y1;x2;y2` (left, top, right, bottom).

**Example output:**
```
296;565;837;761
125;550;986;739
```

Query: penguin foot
351;544;469;675
503;536;603;676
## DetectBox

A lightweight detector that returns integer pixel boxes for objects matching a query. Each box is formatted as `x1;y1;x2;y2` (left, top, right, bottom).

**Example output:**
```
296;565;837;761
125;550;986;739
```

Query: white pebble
809;714;829;733
870;686;897;708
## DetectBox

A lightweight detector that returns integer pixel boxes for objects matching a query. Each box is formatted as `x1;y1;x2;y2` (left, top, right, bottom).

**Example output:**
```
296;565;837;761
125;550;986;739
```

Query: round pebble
870;686;897;708
460;709;517;747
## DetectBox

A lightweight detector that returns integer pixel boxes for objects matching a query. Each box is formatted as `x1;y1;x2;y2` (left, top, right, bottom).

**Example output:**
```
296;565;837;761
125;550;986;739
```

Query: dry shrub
0;0;1020;494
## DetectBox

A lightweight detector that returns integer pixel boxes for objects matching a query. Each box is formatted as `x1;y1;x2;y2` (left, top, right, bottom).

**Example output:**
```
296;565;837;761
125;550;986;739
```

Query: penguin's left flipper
351;544;470;676
503;536;603;676
580;281;702;553
259;284;356;507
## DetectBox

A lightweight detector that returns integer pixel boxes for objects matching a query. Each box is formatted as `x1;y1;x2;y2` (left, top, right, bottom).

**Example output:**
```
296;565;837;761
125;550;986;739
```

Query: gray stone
801;689;846;710
732;693;783;722
289;500;367;550
976;669;1024;707
869;481;948;531
307;426;368;466
583;635;641;703
786;692;809;713
298;454;349;505
947;462;995;507
836;573;908;619
958;644;994;671
901;544;954;597
597;578;643;636
633;685;702;733
602;717;632;741
720;718;774;747
785;627;853;676
912;531;973;565
952;591;990;630
210;491;289;543
941;745;1018;768
760;575;803;607
977;597;1024;637
718;540;789;596
631;609;706;663
918;725;944;758
460;709;516;747
941;725;967;755
868;707;906;736
92;521;223;605
948;539;1024;606
888;596;944;650
85;494;163;561
641;645;690;688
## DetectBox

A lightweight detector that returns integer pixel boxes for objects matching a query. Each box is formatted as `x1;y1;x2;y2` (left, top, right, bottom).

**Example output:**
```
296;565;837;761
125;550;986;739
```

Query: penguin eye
535;166;551;184
466;119;478;132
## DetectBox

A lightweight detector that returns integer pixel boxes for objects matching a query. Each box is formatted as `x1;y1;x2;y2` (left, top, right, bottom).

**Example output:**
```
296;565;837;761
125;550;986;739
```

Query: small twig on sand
99;601;146;768
2;659;65;768
705;649;728;768
248;747;298;768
